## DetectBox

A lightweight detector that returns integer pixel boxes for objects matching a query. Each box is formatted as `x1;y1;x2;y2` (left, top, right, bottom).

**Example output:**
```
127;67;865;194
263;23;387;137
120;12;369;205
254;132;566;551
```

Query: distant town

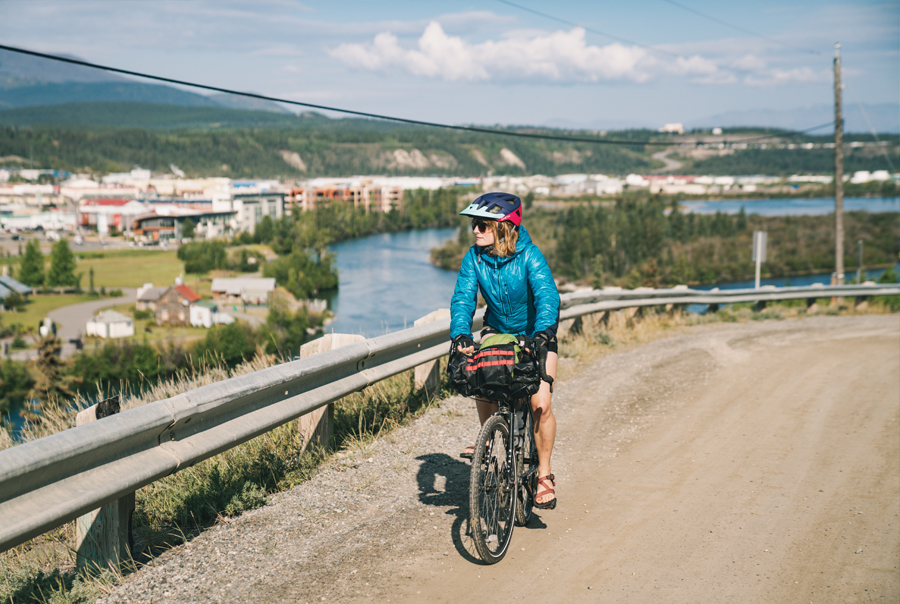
0;143;896;242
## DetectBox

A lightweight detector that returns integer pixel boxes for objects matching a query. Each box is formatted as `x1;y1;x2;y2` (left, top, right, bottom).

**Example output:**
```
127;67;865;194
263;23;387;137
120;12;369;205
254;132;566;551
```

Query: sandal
534;474;557;510
459;444;476;459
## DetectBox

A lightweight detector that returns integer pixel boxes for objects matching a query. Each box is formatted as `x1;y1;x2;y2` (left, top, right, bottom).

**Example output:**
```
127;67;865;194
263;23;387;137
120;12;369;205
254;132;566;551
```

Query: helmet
459;192;522;226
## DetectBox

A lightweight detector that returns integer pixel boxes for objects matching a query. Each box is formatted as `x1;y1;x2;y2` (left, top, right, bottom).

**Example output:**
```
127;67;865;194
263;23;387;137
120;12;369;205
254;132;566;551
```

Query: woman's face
472;219;495;247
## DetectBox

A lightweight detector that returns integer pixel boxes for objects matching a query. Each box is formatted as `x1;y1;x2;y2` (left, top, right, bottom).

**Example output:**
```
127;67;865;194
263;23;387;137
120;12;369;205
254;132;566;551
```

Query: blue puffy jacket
450;226;560;339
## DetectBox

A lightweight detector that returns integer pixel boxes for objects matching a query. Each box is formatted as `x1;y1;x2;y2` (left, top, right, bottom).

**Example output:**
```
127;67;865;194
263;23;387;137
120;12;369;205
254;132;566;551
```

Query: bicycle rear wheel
515;403;537;527
469;414;516;564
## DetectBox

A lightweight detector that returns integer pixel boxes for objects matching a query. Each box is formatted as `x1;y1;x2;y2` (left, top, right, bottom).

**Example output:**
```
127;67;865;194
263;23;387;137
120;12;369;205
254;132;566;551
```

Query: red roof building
174;284;201;303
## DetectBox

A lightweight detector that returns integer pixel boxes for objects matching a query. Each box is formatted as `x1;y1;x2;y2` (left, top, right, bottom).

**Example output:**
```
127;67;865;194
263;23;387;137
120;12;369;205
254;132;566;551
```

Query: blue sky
0;0;897;128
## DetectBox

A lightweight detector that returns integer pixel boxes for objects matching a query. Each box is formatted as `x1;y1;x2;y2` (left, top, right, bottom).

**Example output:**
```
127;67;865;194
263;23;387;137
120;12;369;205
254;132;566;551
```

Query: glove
514;334;534;354
533;331;552;353
452;334;476;354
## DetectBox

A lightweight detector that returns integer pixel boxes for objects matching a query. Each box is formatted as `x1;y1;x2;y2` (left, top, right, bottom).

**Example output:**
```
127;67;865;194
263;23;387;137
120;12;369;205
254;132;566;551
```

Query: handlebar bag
447;333;541;401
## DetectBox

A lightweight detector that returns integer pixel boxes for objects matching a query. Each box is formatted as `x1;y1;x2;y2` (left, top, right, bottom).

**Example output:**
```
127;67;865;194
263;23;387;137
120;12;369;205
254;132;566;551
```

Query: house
0;275;32;299
157;284;201;326
190;300;235;328
135;283;169;312
211;278;276;305
86;310;135;339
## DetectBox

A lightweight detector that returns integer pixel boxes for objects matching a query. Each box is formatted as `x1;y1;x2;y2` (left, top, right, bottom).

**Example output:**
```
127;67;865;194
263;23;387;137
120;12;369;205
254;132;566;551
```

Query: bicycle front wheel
469;414;516;564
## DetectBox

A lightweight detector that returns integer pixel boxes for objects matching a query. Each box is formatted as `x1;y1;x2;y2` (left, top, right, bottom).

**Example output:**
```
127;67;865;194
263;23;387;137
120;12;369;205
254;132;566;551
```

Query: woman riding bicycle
450;191;561;510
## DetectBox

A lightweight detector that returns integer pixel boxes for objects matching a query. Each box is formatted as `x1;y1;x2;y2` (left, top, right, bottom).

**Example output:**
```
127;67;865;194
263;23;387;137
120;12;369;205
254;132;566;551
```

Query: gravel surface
96;314;900;604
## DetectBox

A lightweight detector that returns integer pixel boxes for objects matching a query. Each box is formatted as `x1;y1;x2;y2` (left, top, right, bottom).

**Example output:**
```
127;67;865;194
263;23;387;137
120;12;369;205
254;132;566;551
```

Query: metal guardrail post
297;334;365;453
414;309;451;395
73;396;134;573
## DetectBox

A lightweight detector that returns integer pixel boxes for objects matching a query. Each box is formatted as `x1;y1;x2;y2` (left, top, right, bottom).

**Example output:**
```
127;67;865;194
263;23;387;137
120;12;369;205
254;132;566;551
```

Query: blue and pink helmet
459;192;523;227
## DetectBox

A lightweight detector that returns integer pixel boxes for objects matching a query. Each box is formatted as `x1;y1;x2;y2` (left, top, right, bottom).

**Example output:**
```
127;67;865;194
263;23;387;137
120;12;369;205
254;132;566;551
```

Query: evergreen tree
736;206;748;231
46;238;79;288
22;335;75;423
17;239;45;288
181;218;196;239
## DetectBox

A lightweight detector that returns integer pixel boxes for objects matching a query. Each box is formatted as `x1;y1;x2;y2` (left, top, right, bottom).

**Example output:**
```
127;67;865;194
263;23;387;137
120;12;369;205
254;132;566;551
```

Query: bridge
1;283;898;602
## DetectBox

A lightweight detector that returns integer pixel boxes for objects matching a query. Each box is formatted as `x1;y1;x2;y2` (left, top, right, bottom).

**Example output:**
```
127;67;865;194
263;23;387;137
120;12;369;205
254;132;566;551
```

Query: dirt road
101;315;899;604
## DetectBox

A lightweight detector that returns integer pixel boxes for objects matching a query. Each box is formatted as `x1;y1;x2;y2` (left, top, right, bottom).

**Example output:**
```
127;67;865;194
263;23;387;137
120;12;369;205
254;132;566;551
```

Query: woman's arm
450;248;479;339
525;246;561;338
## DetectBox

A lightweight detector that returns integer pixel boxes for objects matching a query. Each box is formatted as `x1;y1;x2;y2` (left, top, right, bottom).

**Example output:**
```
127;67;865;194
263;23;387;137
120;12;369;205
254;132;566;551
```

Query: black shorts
480;327;558;354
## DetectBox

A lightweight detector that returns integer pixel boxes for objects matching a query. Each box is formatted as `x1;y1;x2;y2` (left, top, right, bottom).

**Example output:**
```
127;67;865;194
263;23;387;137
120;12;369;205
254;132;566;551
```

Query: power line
0;44;830;148
494;0;680;57
658;0;821;56
0;43;670;146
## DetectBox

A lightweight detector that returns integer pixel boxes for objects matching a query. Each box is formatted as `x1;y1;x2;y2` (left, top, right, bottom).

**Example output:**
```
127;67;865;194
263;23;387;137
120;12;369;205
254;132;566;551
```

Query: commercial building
78;198;148;234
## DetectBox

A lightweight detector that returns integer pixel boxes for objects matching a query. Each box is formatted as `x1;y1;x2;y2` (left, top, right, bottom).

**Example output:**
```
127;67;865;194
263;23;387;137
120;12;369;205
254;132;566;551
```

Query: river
680;196;899;216
326;228;459;337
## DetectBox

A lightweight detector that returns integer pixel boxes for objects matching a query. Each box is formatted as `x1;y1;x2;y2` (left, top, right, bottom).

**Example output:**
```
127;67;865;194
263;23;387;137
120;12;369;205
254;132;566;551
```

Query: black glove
532;331;554;391
533;331;552;353
514;334;534;354
452;334;476;354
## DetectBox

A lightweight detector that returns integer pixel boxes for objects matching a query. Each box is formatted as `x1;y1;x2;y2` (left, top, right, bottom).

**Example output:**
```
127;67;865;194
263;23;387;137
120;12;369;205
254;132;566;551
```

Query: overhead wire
657;0;822;56
0;43;667;146
0;43;829;147
851;97;896;173
493;0;680;57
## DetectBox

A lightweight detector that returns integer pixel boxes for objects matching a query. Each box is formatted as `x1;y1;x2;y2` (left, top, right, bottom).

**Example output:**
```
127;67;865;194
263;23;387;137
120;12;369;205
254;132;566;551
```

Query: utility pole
857;239;863;284
833;43;845;284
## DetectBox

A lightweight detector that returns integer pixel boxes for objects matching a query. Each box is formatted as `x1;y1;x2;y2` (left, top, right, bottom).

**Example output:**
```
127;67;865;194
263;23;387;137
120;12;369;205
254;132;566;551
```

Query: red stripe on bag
473;349;515;360
465;359;515;371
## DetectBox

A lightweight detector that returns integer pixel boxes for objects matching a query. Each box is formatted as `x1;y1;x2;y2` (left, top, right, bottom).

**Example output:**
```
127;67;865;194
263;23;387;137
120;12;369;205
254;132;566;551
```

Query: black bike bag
448;334;541;401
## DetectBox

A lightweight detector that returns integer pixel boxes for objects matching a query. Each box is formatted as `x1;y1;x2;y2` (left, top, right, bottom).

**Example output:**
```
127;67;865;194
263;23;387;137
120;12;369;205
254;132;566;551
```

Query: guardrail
1;281;897;557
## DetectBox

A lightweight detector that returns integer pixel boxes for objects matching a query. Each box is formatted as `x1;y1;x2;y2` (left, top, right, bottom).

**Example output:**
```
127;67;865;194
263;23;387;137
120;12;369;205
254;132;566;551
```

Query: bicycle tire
469;414;516;564
515;403;537;527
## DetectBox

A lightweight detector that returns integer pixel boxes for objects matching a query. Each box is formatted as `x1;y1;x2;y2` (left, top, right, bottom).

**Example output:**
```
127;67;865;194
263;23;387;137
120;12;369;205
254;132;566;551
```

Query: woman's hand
453;334;476;355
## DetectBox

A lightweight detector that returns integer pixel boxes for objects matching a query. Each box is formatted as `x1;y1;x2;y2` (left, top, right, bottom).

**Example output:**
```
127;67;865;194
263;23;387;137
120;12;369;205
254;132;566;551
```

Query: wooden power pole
833;43;845;284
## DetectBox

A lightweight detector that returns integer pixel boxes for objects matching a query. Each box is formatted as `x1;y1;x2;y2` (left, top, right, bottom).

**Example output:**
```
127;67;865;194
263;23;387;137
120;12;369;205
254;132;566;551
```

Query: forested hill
0;104;653;177
0;101;897;178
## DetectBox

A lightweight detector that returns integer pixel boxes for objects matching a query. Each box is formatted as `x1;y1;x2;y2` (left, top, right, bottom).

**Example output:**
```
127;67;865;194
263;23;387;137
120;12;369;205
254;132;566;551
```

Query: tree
181;218;196;240
17;240;44;288
523;191;535;210
46;238;79;288
2;291;25;312
22;335;75;423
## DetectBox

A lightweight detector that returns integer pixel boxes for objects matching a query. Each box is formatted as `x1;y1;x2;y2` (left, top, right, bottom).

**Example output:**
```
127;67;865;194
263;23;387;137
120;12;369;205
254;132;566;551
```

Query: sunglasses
471;219;493;233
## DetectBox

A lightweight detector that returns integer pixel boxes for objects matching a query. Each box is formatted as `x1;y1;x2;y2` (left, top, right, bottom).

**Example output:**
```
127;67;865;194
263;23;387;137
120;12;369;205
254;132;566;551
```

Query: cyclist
450;191;561;509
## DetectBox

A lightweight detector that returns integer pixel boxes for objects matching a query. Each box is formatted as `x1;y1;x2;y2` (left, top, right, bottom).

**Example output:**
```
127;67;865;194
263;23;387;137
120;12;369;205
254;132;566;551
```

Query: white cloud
745;67;831;86
331;21;725;84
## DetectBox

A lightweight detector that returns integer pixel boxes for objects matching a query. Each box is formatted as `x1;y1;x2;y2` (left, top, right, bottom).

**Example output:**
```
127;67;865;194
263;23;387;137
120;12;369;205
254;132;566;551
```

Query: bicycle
464;341;552;564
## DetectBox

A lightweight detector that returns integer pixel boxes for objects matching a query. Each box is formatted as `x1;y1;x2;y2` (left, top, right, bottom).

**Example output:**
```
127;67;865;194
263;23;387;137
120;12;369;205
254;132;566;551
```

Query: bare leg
475;397;499;425
531;351;558;505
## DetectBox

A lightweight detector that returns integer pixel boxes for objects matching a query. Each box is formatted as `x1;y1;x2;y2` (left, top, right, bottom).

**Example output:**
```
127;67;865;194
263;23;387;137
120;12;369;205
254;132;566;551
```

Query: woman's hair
488;220;519;257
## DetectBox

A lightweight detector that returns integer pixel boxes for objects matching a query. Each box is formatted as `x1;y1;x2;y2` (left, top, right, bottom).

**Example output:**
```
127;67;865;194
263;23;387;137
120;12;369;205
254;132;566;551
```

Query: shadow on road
415;453;481;564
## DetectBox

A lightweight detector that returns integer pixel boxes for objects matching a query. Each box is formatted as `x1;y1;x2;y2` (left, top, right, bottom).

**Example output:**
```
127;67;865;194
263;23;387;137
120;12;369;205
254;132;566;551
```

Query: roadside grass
1;298;895;604
0;352;450;604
